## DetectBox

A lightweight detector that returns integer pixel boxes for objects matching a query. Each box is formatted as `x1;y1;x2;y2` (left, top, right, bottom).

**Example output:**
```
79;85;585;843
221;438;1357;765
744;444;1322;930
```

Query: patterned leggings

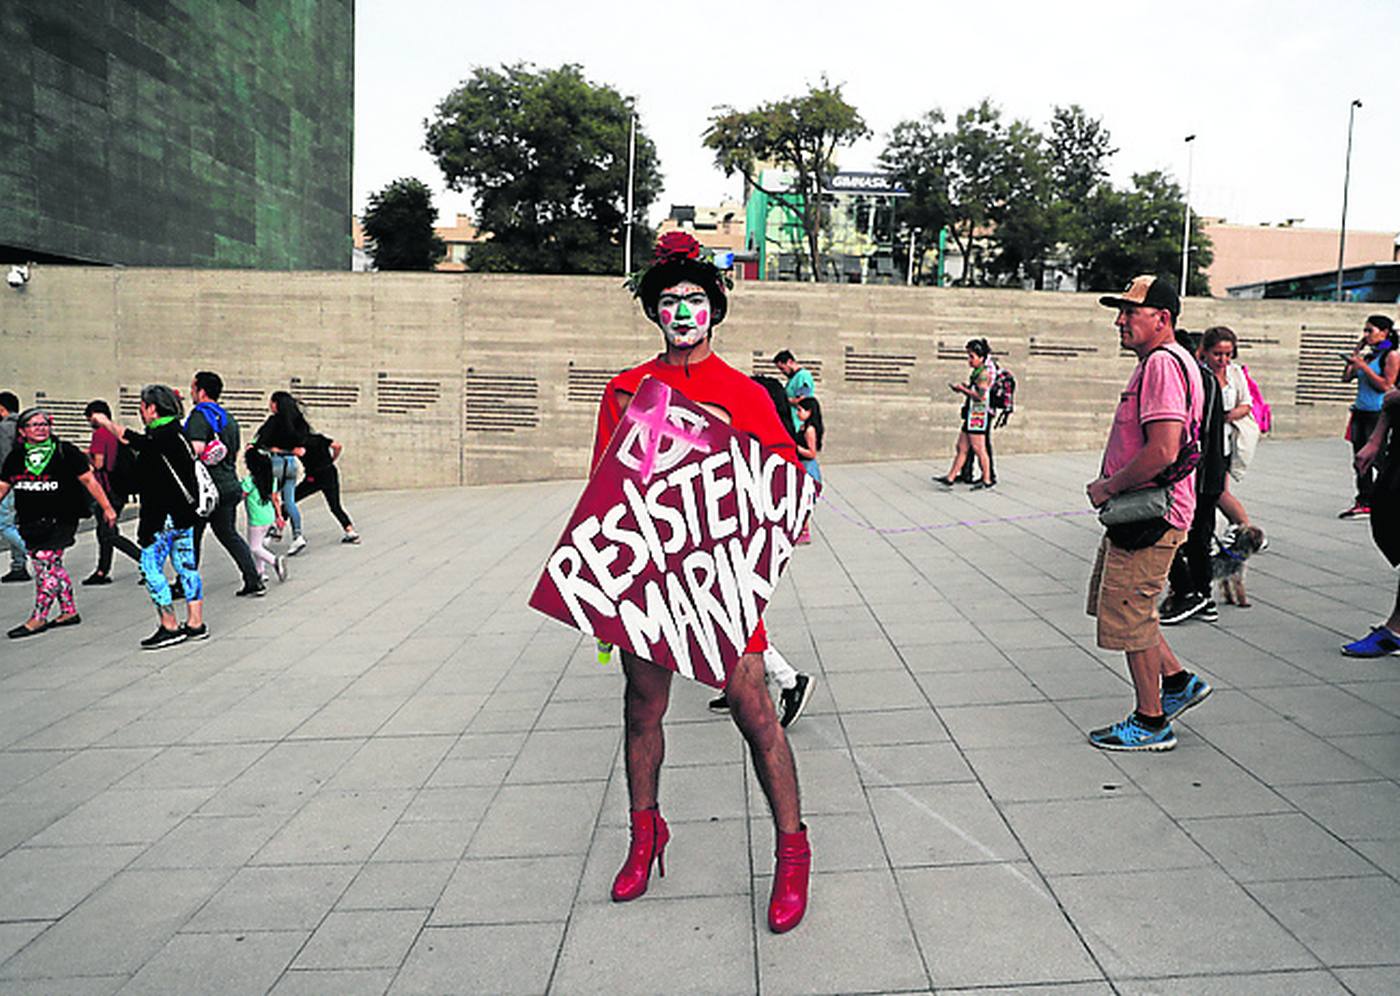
141;525;203;608
31;549;76;621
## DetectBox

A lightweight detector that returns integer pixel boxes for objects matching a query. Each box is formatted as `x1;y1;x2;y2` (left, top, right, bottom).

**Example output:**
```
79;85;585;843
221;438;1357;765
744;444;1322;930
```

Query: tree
1047;104;1116;208
705;79;868;282
424;63;661;274
1073;171;1214;295
880;111;952;283
362;178;445;271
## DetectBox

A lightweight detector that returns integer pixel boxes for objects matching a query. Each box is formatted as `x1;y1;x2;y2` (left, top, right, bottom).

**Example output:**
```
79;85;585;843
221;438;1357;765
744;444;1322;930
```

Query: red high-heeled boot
768;824;811;933
611;808;670;902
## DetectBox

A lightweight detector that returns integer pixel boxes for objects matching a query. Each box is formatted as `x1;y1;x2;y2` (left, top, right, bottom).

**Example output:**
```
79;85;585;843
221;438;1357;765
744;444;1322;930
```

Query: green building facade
0;0;353;269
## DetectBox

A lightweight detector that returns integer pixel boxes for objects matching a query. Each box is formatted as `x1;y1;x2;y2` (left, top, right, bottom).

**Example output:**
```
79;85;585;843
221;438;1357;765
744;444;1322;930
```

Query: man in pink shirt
1085;276;1213;751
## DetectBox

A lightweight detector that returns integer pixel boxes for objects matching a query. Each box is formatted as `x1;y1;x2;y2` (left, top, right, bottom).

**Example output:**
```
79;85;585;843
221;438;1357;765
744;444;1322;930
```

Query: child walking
795;397;824;545
242;448;287;584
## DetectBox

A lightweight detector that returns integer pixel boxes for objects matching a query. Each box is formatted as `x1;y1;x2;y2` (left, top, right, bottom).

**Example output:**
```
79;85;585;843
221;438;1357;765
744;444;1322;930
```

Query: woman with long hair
1200;326;1261;532
935;338;996;489
794;397;823;546
0;408;116;638
253;390;311;555
1341;315;1400;518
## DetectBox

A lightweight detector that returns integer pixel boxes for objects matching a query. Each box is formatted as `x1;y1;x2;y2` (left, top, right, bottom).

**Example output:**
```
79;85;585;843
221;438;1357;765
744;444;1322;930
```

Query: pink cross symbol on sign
622;381;712;484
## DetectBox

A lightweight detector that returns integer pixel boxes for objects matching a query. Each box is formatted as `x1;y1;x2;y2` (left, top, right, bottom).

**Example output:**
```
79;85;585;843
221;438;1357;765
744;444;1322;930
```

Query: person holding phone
1341;316;1399;519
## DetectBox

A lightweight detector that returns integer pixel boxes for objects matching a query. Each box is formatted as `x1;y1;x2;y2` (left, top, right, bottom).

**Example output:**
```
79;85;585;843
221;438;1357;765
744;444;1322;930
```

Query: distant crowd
0;373;358;648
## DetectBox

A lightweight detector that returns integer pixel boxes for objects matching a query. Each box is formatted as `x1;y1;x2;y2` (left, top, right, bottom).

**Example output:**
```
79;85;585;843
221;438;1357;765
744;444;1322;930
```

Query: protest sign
529;376;818;688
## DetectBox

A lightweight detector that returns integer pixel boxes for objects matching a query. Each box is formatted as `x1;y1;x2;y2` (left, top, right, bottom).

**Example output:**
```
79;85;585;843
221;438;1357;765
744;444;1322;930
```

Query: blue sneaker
1341;626;1400;658
1088;715;1177;752
1162;674;1212;722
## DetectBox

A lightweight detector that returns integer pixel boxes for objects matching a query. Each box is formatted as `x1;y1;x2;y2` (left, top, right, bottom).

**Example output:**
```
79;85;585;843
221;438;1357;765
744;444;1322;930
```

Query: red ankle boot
611;808;670;902
768;824;811;933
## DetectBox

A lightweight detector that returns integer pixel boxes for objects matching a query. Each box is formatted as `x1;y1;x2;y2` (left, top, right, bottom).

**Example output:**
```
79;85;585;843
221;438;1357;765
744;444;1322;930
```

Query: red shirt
592;351;799;657
88;426;120;496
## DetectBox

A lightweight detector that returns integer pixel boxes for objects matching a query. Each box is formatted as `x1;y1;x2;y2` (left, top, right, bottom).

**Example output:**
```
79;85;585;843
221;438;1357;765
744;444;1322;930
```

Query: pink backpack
1240;364;1272;434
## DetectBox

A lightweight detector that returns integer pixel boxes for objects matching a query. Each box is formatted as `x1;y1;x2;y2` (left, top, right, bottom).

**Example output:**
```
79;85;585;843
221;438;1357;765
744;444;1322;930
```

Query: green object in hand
596;641;613;665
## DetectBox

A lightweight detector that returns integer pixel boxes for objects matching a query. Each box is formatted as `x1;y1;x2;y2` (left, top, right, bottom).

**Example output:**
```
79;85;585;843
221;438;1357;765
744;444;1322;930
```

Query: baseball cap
1098;275;1180;319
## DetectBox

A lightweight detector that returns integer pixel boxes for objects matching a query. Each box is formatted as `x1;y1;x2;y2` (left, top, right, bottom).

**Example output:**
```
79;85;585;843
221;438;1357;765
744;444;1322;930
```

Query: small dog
1213;525;1267;607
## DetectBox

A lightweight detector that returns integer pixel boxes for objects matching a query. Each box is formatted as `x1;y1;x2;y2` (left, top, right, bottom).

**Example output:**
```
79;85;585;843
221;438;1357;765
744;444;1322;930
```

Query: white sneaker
274;555;288;582
287;536;308;556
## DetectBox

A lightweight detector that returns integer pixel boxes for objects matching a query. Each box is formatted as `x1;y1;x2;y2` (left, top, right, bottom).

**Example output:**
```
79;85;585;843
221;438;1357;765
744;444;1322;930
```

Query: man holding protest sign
579;232;811;933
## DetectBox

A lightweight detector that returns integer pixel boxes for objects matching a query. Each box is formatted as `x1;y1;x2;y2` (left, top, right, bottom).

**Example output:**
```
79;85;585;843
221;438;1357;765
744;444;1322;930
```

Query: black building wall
0;0;353;269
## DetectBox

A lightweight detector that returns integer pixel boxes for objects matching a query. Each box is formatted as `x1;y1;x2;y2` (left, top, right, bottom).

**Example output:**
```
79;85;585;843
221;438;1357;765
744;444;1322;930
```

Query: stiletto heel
611;808;670;902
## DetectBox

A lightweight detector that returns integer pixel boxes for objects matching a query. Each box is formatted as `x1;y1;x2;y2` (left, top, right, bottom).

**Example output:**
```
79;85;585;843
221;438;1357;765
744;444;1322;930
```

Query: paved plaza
0;438;1397;994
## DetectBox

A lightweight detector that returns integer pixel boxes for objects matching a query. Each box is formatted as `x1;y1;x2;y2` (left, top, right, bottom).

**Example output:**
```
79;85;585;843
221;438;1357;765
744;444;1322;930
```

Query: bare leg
1386;576;1400;633
969;435;991;482
946;431;971;479
621;651;672;810
1126;635;1182;716
1217;480;1249;527
727;651;801;833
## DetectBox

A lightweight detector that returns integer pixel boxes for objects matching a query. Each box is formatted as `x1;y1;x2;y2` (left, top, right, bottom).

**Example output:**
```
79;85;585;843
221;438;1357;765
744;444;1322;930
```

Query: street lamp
1179;134;1196;296
623;113;637;276
1336;99;1362;302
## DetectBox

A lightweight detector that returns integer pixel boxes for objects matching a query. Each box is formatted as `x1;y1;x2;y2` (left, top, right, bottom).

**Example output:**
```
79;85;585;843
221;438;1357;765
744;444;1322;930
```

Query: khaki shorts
1086;529;1186;652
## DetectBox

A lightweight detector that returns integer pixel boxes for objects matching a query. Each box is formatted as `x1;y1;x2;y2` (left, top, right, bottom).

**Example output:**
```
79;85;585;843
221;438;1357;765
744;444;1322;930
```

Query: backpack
1240;364;1272;434
988;366;1016;428
109;441;140;501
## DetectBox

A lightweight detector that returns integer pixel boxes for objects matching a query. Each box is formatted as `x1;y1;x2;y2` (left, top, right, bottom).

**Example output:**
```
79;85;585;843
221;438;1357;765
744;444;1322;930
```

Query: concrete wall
0;266;1379;491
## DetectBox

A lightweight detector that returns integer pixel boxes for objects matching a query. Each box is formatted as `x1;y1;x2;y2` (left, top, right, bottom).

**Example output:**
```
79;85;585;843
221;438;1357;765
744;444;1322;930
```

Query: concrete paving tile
462;707;540;733
1328;731;1400;779
1250;685;1400;737
335;852;454;911
1003;796;1210;876
901;640;1011;673
445;730;528;759
853;741;975;785
370;820;477;863
28;787;214;847
1182;813;1379;881
635;761;747;823
751;811;887;873
269;968;395;996
197;739;362;817
1111;750;1291;819
1115;971;1346;995
435;853;585;924
185;864;359;931
0;976;125;995
290;696;407;739
378;694;486;736
554;896;751;995
869;782;1024;867
0;749;73;795
0;922;48;966
252;789;413;865
1276;780;1400;840
132;812;290;870
898;863;1101;988
1194;722;1382;785
1052;868;1318;977
1247;876;1400;966
651;718;747;766
115;744;270;790
532;697;619;730
1348;837;1400;878
755;869;927;995
768;747;867;816
326;737;456;790
0;868;228;979
118;930;306;995
423;756;511;789
966;743;1131;804
399;786;494;823
939;702;1085;748
838;708;950;746
583;816;750;902
1023;666;1131;702
506;728;619;783
825;670;927;712
811;637;906;671
390;923;563;995
294;909;428;970
1335;967;1400;994
466;782;603;858
0;843;143;919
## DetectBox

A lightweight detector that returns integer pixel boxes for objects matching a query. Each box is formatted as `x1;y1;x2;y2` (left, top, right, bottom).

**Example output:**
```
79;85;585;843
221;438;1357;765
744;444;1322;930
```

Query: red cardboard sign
529;377;818;688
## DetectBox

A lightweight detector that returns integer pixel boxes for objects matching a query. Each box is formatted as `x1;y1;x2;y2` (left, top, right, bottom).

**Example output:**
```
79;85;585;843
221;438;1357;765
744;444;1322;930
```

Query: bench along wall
0;266;1374;490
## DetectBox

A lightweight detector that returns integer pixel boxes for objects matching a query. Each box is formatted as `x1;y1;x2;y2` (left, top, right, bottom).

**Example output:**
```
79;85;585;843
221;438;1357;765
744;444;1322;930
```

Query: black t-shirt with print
0;440;90;549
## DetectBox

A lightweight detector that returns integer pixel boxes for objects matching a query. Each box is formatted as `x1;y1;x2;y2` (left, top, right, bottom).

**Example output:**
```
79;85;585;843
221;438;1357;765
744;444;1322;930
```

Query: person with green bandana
89;385;209;650
0;408;117;639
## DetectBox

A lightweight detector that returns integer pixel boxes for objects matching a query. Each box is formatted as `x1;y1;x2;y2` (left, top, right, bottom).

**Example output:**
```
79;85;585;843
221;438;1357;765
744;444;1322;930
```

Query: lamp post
907;228;918;285
1336;99;1362;302
1179;134;1196;296
623;113;637;276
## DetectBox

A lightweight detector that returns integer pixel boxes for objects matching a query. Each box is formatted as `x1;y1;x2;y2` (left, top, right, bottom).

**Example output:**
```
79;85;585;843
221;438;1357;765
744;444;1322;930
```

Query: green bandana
147;415;177;430
23;438;57;476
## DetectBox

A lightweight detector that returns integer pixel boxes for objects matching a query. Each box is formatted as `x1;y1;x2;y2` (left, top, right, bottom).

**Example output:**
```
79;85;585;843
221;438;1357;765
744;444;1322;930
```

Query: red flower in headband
654;230;702;263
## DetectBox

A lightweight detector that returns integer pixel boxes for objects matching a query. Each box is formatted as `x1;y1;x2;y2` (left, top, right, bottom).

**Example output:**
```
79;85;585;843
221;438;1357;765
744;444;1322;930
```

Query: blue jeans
271;454;302;537
141;522;202;608
0;492;25;570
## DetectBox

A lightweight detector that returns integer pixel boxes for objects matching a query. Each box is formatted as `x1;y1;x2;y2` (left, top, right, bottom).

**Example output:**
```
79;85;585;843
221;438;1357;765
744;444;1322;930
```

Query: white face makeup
656;280;712;350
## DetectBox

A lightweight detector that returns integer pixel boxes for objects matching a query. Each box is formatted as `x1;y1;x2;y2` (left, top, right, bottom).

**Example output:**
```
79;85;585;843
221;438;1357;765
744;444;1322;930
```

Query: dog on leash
1213;525;1267;607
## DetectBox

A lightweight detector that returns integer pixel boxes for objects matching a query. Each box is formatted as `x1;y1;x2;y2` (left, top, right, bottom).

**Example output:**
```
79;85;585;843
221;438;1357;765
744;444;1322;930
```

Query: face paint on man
657;281;711;350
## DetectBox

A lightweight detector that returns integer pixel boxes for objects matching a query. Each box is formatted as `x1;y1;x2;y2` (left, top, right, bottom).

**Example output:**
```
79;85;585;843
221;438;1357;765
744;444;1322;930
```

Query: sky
354;0;1400;238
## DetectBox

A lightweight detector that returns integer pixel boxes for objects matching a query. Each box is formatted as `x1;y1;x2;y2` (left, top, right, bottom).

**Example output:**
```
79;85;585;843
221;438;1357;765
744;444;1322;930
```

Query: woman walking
935;338;996;489
296;431;360;543
242;447;287;584
253;391;310;555
90;385;207;650
794;397;823;545
1341;316;1399;519
0;408;116;638
82;399;142;584
1200;327;1262;532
